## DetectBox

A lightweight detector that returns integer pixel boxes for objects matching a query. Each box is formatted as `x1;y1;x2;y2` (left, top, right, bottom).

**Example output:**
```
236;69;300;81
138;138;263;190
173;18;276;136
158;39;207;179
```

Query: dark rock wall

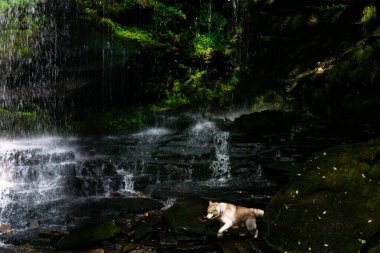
237;0;379;124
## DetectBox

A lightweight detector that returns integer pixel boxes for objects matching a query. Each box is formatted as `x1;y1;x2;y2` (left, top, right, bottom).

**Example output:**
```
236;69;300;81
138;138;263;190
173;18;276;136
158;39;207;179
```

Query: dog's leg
245;218;258;238
217;222;233;237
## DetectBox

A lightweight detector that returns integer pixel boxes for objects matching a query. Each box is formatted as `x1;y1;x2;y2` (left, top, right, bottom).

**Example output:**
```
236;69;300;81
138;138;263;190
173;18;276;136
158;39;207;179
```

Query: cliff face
1;0;379;132
237;0;379;129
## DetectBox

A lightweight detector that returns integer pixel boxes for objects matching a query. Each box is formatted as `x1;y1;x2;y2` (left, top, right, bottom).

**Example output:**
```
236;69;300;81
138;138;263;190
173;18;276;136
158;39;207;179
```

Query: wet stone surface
0;198;281;252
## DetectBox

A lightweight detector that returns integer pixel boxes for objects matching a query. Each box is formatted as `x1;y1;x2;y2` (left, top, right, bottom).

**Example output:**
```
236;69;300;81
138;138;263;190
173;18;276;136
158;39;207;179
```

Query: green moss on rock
265;141;380;253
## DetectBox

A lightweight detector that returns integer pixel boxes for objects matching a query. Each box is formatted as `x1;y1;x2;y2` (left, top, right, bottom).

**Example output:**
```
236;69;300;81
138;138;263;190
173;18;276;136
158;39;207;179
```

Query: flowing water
0;113;279;234
0;0;71;111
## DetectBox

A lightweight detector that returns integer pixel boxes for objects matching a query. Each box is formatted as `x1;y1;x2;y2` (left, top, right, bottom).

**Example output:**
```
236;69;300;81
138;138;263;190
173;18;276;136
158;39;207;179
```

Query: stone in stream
56;219;121;250
233;111;304;138
163;198;220;240
265;141;380;253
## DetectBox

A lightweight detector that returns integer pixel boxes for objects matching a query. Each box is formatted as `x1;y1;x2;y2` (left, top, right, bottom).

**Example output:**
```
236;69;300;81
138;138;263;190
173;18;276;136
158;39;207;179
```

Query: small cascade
188;119;232;181
116;168;135;193
0;136;135;228
189;120;216;145
210;131;231;181
0;137;77;227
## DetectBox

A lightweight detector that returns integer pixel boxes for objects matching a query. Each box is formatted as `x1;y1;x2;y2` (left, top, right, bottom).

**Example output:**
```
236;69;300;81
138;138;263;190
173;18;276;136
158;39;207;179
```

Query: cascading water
0;136;134;228
210;131;231;180
0;0;71;119
0;113;280;244
189;119;231;181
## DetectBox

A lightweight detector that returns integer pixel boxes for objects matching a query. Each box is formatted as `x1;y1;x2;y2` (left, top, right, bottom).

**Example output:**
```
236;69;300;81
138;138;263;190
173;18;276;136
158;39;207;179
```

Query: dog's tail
251;208;264;217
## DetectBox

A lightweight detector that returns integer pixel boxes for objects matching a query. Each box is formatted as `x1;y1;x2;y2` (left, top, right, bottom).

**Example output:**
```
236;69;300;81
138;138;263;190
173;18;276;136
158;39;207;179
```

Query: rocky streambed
0;110;377;252
0;197;280;253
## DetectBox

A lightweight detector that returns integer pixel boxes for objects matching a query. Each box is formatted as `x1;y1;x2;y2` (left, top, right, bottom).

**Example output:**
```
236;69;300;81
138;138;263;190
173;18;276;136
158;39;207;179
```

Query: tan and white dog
206;201;264;238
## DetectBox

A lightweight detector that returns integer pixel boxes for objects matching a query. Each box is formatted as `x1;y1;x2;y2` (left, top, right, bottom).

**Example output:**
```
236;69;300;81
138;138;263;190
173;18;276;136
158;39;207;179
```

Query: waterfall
0;136;134;227
231;0;240;23
189;119;231;181
0;0;71;113
0;137;77;227
210;131;231;181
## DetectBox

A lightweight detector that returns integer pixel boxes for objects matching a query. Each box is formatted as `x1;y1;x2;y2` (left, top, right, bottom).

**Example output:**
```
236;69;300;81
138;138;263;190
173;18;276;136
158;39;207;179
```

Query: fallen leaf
333;167;337;171
368;219;373;223
362;174;366;179
324;244;329;247
323;211;327;215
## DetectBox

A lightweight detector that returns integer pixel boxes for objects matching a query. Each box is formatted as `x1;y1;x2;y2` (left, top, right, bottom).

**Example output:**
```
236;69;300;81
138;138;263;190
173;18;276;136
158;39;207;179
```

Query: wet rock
163;198;219;240
0;224;13;234
57;219;121;250
51;151;75;163
69;197;164;220
0;228;52;247
265;141;380;253
29;219;39;229
121;243;139;252
159;231;177;246
129;222;154;242
233;110;303;138
219;238;281;253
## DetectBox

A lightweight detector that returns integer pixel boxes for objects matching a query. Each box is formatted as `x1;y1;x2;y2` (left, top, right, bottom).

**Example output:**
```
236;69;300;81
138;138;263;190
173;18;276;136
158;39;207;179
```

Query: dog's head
206;201;220;219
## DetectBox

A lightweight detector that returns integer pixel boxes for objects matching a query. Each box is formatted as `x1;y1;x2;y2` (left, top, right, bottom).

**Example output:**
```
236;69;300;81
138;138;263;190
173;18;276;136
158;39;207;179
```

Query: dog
206;201;264;238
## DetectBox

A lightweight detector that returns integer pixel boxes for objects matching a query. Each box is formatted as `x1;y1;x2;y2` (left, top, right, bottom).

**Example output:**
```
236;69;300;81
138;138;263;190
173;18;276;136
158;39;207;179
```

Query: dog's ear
209;201;212;205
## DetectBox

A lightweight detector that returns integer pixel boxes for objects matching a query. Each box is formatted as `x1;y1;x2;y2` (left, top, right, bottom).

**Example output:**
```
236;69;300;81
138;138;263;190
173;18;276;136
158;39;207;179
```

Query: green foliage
75;0;236;111
0;0;40;10
100;18;157;47
192;7;228;56
193;33;216;55
163;69;235;107
360;5;377;24
76;0;139;17
0;107;53;133
105;107;147;130
147;0;186;28
70;107;148;132
229;74;239;86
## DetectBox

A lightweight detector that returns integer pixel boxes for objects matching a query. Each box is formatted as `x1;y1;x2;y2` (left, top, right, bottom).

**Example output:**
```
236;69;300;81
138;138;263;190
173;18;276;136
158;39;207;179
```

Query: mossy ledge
265;141;380;253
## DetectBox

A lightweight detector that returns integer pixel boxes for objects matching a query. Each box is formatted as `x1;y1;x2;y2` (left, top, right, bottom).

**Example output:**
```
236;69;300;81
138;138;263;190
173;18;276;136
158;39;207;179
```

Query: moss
99;18;159;47
360;5;377;24
352;45;375;64
0;107;53;134
369;164;380;181
68;107;148;133
266;142;380;253
250;90;294;111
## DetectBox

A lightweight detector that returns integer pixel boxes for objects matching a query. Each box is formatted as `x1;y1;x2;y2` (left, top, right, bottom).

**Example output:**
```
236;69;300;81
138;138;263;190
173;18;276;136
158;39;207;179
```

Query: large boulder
265;141;380;252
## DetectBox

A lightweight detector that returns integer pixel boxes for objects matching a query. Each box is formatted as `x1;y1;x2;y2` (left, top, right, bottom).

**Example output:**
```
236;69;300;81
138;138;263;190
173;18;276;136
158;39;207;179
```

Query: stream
0;111;310;251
